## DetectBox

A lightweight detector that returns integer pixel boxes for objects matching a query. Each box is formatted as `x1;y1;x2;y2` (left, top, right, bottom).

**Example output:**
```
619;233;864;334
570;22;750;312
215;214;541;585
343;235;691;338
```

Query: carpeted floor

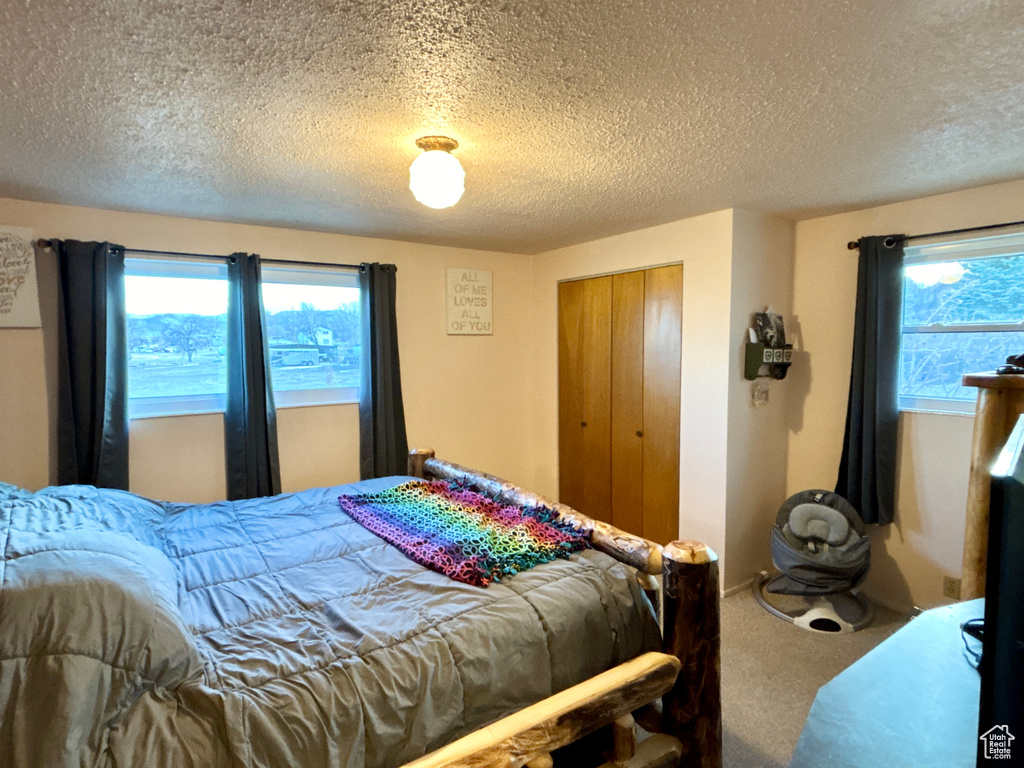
721;588;908;767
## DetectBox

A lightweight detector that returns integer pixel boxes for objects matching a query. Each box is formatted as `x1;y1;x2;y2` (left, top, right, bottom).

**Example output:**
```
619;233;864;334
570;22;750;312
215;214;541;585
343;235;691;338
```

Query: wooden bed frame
399;450;722;768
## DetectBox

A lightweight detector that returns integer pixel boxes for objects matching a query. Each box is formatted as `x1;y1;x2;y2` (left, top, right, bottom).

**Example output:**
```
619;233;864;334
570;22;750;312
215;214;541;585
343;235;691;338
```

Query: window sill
276;399;358;410
129;389;358;419
130;408;225;421
274;386;358;408
130;394;226;420
898;405;975;418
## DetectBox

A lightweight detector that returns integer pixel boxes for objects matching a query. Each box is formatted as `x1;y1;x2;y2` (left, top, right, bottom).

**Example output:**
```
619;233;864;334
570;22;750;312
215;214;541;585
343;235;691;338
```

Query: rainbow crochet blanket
338;480;589;586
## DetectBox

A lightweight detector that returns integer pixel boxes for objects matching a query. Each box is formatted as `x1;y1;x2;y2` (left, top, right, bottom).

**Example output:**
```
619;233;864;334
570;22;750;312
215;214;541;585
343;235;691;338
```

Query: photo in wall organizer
753;310;787;379
0;225;41;328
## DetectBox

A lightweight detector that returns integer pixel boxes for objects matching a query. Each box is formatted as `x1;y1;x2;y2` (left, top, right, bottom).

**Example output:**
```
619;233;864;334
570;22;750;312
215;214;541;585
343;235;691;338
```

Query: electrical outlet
943;575;961;600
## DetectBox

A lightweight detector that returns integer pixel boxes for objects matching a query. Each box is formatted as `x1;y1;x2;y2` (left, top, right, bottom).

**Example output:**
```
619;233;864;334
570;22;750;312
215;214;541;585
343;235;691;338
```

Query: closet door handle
581;421;587;427
636;430;643;438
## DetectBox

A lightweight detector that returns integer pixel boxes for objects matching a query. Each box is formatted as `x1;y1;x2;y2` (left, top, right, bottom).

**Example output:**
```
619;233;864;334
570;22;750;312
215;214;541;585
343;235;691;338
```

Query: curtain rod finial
847;240;859;250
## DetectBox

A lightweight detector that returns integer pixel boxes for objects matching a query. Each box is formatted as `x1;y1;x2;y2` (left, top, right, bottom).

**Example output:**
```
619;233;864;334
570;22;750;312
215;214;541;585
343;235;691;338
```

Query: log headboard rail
408;449;664;575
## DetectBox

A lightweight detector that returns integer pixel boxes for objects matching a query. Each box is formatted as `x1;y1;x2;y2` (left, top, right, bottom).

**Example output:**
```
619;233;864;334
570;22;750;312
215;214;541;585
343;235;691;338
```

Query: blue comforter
0;478;659;768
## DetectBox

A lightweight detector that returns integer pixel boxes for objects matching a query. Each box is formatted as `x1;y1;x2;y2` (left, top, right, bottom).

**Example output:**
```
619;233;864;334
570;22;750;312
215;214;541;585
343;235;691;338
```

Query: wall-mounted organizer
745;342;793;380
746;308;792;380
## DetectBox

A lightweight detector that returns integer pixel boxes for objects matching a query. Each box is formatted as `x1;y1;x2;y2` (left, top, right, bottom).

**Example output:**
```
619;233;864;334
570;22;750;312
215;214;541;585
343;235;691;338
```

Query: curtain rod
35;240;359;269
35;241;234;261
126;247;234;261
261;258;360;270
846;217;1024;250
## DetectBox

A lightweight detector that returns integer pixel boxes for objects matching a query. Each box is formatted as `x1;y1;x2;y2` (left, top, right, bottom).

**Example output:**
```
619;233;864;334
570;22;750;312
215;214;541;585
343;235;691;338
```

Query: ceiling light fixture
409;136;465;209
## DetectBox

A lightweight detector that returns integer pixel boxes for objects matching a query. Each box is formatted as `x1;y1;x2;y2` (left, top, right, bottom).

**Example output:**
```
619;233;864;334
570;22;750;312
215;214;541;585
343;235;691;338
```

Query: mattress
0;476;660;768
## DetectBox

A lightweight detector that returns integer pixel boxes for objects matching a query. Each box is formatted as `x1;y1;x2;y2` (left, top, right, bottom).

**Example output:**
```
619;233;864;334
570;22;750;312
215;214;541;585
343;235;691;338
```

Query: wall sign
0;225;40;328
446;267;493;335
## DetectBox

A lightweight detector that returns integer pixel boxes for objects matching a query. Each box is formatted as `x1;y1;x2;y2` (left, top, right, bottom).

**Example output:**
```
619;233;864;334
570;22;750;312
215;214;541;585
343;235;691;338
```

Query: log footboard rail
399;653;682;768
405;450;722;768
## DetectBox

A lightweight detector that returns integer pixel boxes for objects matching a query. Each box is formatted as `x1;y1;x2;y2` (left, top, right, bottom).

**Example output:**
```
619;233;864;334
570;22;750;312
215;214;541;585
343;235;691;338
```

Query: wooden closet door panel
579;276;613;522
611;270;645;535
642;264;683;545
558;279;586;510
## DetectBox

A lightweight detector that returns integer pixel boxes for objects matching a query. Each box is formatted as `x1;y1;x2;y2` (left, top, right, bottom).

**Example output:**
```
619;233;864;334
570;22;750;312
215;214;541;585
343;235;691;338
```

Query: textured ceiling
1;1;1023;254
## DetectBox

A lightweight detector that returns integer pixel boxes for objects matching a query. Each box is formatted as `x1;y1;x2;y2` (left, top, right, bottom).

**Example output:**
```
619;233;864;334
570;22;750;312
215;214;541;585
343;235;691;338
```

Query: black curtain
836;235;905;525
225;253;281;499
53;240;129;489
358;263;408;479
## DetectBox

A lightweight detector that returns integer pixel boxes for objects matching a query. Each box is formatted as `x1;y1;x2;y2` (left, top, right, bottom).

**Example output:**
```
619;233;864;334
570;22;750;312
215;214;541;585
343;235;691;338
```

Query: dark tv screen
979;415;1024;763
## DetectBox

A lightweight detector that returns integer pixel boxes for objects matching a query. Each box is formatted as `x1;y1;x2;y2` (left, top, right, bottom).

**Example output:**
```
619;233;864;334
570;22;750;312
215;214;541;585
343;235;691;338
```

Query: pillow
788;502;850;545
0;537;204;766
0;481;31;500
2;534;203;698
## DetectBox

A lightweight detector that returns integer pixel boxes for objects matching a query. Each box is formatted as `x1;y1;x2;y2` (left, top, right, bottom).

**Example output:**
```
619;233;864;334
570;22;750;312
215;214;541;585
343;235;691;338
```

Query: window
125;256;229;418
125;255;360;419
899;232;1024;414
261;266;360;407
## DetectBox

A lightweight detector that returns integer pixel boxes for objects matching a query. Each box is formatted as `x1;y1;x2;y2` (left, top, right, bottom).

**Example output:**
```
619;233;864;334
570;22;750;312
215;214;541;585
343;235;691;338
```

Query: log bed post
661;541;721;768
408;448;436;479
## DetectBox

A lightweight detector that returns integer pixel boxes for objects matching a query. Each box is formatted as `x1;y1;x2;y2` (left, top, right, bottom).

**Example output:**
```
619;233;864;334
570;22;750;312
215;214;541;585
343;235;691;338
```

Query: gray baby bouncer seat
753;489;874;633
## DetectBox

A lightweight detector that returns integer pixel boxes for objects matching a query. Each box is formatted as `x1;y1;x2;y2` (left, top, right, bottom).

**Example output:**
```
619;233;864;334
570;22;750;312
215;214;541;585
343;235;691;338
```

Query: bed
0;450;721;768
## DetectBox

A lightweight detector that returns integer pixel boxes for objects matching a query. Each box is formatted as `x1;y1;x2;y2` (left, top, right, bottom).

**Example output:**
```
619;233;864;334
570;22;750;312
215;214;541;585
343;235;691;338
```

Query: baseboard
723;577;755;598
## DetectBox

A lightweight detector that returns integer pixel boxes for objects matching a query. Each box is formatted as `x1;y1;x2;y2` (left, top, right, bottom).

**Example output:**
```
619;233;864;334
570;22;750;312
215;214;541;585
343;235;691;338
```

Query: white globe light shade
409;150;465;209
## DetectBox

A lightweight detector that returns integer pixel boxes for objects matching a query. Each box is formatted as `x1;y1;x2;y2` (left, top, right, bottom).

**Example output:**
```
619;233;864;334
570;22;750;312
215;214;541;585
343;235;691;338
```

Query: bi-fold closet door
557;264;682;545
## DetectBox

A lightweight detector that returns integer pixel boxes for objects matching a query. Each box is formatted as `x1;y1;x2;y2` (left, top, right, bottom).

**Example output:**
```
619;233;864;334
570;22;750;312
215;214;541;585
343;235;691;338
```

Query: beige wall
529;209;737;578
0;197;534;502
787;177;1024;611
724;210;795;589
